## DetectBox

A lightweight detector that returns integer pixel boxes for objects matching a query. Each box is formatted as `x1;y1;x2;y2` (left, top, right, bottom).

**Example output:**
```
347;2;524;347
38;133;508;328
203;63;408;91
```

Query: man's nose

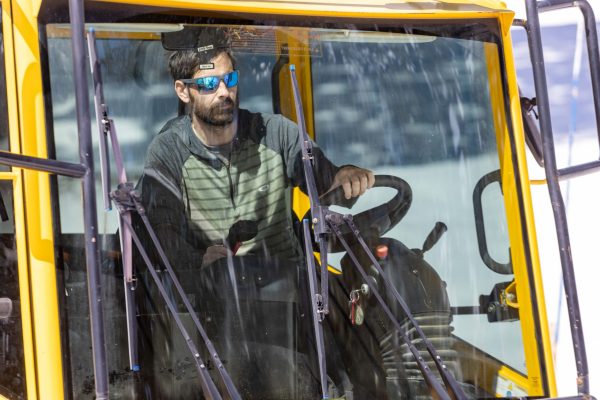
215;79;230;96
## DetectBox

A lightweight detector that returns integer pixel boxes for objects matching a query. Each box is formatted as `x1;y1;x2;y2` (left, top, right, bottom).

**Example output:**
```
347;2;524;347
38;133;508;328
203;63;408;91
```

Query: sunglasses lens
193;71;238;91
202;76;220;90
224;71;239;88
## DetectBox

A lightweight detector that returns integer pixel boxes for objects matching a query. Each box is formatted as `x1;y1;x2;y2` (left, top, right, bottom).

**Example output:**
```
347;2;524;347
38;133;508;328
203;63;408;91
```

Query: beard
191;95;238;127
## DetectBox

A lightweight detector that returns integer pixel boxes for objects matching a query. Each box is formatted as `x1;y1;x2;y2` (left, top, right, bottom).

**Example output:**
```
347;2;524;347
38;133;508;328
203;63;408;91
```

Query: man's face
187;52;238;127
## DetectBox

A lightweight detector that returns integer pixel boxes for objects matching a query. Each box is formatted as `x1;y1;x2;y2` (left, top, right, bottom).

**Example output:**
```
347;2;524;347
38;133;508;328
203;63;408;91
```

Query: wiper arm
113;187;220;399
289;65;467;400
289;65;330;398
112;185;243;400
87;29;138;371
87;30;241;400
289;65;330;317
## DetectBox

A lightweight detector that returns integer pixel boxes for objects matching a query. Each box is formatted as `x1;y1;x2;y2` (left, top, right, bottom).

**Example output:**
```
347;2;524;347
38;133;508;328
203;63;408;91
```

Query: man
136;28;373;398
140;28;374;269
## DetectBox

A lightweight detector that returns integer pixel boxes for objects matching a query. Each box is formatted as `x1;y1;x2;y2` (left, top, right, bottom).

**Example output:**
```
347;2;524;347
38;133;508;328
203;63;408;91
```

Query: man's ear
174;80;191;104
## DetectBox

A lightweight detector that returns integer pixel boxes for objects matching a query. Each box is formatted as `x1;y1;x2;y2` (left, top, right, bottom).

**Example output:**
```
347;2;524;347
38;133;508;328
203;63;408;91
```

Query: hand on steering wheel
304;175;412;253
329;166;375;200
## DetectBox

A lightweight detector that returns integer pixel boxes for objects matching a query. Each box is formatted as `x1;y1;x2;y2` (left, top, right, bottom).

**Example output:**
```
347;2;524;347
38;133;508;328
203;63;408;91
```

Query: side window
0;10;10;163
0;182;26;400
0;9;27;399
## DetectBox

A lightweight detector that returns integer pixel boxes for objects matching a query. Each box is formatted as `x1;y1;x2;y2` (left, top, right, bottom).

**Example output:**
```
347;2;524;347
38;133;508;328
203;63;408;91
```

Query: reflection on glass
0;181;27;399
0;12;11;167
312;33;524;374
43;19;531;399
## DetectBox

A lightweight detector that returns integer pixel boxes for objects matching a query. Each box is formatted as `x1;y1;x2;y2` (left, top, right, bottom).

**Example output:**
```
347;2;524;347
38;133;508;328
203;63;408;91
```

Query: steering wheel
306;175;412;253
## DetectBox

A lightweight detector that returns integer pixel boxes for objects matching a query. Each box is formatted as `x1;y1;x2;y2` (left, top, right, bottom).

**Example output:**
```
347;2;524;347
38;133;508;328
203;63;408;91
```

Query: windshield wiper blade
289;64;467;400
87;29;138;372
289;65;330;398
113;185;246;400
113;188;222;399
302;219;329;397
289;65;330;317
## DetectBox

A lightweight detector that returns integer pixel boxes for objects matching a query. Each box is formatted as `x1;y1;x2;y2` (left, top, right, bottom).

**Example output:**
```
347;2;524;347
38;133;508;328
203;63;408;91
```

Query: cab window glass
0;11;11;167
312;33;523;373
40;13;536;399
46;27;274;233
44;24;278;398
0;181;27;399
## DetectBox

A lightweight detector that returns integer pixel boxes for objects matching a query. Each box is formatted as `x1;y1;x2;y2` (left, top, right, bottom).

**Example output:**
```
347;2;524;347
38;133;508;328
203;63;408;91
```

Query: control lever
421;222;447;255
225;220;258;255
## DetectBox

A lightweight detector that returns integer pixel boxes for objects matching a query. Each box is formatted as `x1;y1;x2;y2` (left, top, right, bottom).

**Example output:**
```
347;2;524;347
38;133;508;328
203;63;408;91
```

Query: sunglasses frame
179;70;239;92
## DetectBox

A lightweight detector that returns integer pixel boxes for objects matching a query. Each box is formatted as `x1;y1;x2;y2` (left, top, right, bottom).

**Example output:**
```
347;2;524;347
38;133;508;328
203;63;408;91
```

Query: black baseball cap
161;26;230;55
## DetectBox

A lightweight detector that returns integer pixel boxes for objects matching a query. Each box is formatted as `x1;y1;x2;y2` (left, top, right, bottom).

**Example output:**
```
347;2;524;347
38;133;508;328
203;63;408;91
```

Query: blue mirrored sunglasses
180;70;239;91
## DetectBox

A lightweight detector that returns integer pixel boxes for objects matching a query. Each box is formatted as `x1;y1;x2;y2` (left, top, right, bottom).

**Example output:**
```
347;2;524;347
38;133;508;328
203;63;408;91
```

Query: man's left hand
330;166;375;200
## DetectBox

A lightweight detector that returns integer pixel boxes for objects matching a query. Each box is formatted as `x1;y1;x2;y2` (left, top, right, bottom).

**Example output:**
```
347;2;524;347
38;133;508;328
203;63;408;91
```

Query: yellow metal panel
484;40;544;396
2;0;21;154
484;21;556;396
313;252;342;275
174;0;509;9
46;23;162;39
292;187;311;221
3;0;37;397
10;0;65;396
93;0;511;18
496;367;530;398
277;28;315;135
499;24;557;397
272;28;314;221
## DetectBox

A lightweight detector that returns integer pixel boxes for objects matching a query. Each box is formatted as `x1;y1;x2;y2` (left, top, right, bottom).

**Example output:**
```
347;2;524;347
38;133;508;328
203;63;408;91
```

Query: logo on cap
197;44;214;52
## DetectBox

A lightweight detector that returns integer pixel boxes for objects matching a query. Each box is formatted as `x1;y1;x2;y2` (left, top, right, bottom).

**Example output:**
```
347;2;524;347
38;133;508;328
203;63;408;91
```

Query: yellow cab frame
0;0;598;398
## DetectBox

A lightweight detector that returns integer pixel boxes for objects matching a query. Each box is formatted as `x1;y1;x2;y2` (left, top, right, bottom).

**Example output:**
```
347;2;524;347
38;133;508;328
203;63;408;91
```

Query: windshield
42;15;538;399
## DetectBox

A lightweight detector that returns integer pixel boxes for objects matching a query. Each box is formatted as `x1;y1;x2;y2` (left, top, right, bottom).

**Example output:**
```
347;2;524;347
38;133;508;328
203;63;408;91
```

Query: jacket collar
178;109;252;168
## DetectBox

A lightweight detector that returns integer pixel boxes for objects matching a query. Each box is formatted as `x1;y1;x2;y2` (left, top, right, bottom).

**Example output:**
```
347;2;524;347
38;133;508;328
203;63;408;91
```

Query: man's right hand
329;166;375;199
201;244;228;267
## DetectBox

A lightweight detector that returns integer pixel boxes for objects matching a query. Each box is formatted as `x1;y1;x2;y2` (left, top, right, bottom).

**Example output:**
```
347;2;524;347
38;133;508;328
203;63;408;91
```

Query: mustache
215;97;235;108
